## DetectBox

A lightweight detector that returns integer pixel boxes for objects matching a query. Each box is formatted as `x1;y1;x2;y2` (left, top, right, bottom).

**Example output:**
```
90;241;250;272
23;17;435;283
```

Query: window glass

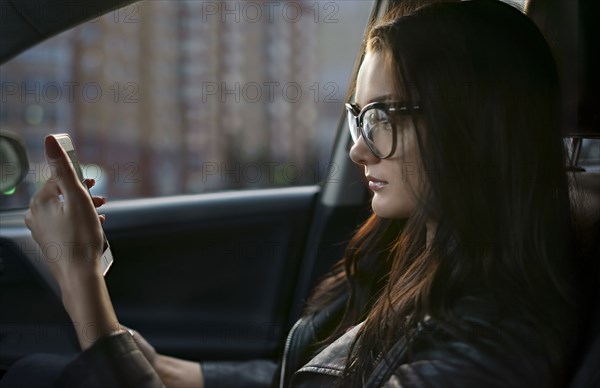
501;0;526;8
580;139;600;172
1;1;374;209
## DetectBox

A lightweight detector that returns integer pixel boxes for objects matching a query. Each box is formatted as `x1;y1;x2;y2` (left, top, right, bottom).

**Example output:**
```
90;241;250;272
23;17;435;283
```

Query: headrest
526;0;599;137
569;171;600;256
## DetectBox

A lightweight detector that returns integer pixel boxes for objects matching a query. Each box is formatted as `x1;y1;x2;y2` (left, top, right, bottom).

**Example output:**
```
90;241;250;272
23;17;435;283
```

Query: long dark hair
305;0;578;385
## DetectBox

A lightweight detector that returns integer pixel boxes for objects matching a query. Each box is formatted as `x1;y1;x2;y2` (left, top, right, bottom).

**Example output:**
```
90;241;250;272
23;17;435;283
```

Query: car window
579;139;600;172
0;1;374;210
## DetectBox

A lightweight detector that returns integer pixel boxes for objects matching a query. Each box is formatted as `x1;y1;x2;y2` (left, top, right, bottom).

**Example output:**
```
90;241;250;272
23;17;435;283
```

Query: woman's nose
349;135;379;166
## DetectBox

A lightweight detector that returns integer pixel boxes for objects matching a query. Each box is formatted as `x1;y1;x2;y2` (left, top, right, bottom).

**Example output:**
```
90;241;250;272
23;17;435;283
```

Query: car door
0;0;378;370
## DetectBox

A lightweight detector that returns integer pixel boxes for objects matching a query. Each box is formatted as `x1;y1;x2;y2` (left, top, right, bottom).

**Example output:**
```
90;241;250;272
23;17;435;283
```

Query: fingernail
102;197;107;204
45;136;61;160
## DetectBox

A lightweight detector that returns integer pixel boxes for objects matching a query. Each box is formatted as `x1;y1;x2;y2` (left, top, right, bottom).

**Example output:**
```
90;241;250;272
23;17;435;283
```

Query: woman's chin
371;197;411;219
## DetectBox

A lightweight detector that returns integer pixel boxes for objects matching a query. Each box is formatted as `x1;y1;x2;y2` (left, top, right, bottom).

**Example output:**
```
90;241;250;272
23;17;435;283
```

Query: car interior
0;0;598;386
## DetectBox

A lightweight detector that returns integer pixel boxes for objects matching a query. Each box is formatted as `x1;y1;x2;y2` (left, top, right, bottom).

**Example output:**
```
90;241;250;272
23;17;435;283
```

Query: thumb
44;135;84;200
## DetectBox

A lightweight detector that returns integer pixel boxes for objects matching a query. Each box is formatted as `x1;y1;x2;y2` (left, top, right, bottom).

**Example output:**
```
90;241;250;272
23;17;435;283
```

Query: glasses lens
346;108;359;142
363;108;393;157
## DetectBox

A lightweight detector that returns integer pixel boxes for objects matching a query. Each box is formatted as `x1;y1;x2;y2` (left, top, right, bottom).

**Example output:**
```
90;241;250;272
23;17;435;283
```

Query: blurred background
1;1;374;208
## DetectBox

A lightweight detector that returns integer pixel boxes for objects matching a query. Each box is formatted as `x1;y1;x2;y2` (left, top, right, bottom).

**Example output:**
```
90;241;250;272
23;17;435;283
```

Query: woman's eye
371;118;392;132
366;111;391;128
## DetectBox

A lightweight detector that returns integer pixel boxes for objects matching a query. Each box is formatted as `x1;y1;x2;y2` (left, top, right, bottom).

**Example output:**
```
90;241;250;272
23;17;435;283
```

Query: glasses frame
345;101;421;159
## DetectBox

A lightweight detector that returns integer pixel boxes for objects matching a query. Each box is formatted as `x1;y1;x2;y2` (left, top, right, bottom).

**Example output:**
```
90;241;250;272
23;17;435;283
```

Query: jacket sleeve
201;359;278;388
56;332;165;388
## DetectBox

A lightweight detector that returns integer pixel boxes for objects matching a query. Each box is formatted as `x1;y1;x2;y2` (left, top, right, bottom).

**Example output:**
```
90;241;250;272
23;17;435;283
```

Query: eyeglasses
345;101;421;159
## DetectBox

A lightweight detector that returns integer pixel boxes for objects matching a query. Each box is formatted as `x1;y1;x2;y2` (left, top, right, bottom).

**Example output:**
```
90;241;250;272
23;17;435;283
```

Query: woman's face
349;51;424;219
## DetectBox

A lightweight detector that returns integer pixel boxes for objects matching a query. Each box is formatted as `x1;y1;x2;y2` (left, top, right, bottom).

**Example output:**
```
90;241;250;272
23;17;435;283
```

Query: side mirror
0;130;29;194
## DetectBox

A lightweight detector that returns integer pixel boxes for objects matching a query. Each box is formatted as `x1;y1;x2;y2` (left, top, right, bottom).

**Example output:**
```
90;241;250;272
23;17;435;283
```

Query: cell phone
50;133;114;276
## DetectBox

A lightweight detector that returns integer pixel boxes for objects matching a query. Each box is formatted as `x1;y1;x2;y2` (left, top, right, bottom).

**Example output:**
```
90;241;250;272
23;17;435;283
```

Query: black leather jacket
54;291;568;387
279;293;566;388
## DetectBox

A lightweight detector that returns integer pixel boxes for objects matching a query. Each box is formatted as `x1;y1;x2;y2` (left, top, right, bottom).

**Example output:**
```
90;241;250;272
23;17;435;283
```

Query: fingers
25;178;62;240
44;136;84;200
29;178;62;206
87;179;107;209
91;196;106;208
84;178;96;189
88;181;106;221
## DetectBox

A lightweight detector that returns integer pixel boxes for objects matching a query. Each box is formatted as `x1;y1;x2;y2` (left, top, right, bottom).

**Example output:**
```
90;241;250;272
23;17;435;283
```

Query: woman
12;0;580;386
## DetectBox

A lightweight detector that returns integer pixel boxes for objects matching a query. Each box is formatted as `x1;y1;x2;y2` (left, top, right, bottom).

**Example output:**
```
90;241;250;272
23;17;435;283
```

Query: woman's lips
367;176;388;191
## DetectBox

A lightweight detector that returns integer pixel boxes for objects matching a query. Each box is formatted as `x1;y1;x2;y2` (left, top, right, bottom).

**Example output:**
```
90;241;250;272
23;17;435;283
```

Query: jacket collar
295;322;364;378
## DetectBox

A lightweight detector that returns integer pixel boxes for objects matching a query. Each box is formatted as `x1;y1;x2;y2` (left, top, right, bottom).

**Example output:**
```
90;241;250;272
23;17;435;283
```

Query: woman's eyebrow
352;94;397;110
366;94;396;104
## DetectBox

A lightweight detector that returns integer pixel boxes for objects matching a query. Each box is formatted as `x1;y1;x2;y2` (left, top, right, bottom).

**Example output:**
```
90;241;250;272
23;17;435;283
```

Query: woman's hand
25;136;106;284
125;326;158;366
124;326;204;388
86;178;108;225
24;135;120;349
